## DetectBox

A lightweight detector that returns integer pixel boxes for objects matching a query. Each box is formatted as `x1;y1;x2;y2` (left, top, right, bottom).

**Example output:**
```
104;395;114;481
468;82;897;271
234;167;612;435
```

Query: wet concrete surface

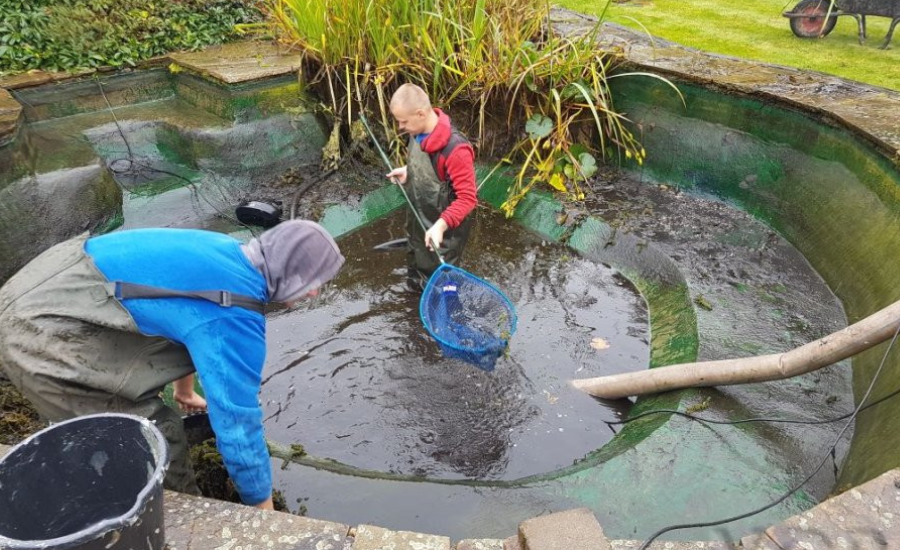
261;210;650;481
580;171;854;496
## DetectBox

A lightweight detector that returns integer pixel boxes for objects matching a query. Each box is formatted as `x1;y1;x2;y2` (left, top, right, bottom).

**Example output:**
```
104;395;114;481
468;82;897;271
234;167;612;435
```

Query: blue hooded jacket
86;228;271;505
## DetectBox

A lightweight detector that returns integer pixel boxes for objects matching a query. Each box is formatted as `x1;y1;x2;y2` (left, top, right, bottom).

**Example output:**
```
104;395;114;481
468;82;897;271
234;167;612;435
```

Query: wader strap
110;282;266;315
428;128;469;185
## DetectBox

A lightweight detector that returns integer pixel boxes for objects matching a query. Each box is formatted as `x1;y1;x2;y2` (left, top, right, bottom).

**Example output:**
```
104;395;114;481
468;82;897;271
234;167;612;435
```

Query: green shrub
0;0;263;74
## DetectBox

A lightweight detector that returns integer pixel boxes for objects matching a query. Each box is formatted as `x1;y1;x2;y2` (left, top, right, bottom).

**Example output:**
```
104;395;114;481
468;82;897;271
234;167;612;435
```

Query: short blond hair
390;83;432;113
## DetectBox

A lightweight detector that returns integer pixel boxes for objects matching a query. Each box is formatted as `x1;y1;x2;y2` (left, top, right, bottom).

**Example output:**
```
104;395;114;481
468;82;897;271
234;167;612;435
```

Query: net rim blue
418;263;518;355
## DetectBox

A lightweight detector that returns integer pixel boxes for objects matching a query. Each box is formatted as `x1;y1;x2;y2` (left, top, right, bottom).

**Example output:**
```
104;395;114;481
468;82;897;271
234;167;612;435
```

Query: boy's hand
174;391;207;414
425;219;449;251
386;166;408;184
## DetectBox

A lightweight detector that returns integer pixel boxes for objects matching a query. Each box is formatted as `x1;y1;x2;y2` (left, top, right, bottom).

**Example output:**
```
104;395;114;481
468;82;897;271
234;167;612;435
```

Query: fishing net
419;264;517;371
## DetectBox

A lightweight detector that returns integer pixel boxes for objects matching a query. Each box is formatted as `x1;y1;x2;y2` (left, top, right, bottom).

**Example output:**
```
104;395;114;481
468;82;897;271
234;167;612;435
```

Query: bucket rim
0;412;169;550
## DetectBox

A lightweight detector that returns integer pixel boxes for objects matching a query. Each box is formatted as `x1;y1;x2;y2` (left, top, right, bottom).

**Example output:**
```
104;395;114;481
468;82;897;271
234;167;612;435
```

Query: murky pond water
262;210;649;481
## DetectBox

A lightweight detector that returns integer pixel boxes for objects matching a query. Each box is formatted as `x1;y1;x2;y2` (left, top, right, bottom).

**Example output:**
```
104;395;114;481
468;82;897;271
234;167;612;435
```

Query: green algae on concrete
472;162;852;540
609;73;900;490
175;71;313;123
13;70;175;122
319;183;406;238
0;67;326;283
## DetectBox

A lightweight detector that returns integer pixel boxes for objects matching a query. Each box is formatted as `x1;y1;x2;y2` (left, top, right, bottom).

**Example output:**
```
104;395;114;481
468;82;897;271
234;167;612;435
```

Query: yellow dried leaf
590;337;610;350
548;173;567;192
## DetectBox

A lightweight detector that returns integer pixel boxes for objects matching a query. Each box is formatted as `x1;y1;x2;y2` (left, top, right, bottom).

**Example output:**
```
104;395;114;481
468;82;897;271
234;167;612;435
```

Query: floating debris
590;337;611;350
694;294;714;311
685;396;713;414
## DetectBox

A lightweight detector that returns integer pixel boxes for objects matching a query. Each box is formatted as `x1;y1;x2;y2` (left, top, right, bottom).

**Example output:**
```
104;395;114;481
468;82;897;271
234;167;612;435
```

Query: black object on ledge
236;201;283;228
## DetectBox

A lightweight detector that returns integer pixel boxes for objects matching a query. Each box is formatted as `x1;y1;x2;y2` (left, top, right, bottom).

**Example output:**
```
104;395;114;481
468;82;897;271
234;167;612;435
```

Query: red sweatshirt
419;109;477;229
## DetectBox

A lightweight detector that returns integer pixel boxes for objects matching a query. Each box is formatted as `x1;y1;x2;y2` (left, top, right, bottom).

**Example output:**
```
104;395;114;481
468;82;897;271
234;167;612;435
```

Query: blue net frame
419;263;518;371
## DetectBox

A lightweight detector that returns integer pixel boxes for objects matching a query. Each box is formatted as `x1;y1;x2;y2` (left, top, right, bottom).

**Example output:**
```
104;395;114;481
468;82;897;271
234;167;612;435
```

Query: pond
0;70;860;542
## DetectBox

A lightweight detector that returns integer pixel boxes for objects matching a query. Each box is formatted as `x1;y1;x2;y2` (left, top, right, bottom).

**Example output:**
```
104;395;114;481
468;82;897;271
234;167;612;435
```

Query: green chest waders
405;136;474;287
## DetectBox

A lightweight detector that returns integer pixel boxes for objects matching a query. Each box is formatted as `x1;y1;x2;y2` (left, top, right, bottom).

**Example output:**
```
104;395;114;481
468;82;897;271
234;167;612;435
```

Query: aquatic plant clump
252;0;673;214
0;381;44;446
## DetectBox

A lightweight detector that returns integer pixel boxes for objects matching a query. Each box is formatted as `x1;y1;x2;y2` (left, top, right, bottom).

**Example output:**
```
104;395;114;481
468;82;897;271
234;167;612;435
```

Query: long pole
572;298;900;399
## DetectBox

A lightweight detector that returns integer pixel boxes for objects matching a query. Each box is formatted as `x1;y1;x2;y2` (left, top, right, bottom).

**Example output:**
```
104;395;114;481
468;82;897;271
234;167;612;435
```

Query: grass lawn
556;0;900;91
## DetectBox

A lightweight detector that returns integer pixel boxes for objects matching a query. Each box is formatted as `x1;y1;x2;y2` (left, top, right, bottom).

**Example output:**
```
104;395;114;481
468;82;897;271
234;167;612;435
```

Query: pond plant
248;0;678;215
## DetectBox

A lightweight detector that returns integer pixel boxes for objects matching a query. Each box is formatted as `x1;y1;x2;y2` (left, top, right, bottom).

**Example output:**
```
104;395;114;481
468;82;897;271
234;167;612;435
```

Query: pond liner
0;413;169;550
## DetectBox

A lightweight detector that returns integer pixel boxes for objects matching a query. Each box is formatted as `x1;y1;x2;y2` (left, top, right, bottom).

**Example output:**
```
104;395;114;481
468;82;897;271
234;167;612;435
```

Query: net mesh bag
419;264;517;371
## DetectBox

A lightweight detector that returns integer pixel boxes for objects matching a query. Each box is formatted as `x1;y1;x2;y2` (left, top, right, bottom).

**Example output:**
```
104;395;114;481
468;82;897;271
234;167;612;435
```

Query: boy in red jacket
386;83;478;291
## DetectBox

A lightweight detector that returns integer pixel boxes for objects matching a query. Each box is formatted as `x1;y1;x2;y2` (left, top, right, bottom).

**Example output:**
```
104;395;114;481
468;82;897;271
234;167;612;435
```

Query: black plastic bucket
0;413;169;550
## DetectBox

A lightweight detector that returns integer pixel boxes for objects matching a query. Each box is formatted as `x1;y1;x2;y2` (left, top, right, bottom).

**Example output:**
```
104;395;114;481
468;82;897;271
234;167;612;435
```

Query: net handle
359;114;445;265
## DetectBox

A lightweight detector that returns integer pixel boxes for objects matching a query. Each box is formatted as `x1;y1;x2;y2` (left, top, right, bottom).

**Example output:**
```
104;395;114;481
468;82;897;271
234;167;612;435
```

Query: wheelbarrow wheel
789;0;838;38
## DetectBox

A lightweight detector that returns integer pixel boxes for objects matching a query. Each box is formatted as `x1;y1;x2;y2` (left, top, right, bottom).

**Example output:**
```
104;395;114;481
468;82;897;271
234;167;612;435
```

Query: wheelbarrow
783;0;900;49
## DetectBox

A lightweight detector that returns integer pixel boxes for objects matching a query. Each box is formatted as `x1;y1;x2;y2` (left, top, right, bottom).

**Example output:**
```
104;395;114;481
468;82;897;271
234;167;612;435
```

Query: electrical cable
607;383;900;428
635;323;900;550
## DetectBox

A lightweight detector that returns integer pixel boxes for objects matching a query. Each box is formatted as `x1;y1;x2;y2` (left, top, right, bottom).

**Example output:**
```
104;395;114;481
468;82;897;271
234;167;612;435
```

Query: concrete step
516;508;610;550
164;491;350;550
456;539;504;550
350;524;450;550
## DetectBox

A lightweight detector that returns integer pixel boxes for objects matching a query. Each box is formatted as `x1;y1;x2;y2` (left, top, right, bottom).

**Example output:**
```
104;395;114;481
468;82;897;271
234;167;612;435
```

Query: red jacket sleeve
439;144;477;228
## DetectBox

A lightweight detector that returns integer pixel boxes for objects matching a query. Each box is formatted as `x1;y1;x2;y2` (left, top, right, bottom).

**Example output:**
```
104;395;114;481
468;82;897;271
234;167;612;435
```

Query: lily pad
526;114;553;140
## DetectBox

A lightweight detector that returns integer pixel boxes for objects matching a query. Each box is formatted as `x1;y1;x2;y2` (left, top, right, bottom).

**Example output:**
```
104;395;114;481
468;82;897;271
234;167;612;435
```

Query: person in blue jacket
0;220;344;510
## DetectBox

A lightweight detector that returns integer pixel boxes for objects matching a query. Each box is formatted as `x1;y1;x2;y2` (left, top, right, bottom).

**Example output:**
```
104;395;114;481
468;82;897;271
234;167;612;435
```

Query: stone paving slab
169;41;302;84
518;508;610;550
502;536;523;550
456;539;504;550
611;541;736;550
550;8;900;160
0;88;22;147
0;71;53;90
761;468;900;549
351;525;450;550
738;534;784;550
164;491;350;550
